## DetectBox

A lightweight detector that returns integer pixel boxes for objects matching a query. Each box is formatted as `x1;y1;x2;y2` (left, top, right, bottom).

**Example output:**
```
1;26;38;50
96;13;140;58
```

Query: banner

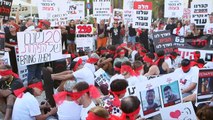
67;1;85;20
153;30;173;54
160;102;196;120
191;1;213;26
182;8;191;20
0;0;13;20
135;73;182;118
75;24;94;51
164;0;184;18
196;69;213;104
133;1;152;29
94;68;110;86
17;29;63;65
0;32;5;56
93;0;111;23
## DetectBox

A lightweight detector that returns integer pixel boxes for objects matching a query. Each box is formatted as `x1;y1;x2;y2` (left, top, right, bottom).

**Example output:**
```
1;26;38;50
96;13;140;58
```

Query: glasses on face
114;23;118;24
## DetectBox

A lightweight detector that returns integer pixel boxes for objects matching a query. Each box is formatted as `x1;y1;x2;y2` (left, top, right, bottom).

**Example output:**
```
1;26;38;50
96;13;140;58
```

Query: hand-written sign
0;0;13;20
191;1;213;26
153;30;173;54
17;29;62;65
133;2;152;29
37;0;59;19
164;0;184;18
67;1;85;20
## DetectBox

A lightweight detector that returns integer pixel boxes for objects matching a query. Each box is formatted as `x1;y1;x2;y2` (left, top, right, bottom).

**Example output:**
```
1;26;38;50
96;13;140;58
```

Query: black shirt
66;26;76;41
5;32;17;45
110;26;121;44
129;26;136;36
0;77;24;91
20;25;27;31
165;23;176;34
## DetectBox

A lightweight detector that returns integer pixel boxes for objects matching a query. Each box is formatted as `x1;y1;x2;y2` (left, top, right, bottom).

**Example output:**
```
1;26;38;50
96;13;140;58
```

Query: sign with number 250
76;24;93;34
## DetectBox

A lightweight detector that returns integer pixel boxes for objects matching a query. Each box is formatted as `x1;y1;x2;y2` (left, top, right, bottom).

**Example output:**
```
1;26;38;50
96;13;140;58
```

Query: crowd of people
0;7;213;120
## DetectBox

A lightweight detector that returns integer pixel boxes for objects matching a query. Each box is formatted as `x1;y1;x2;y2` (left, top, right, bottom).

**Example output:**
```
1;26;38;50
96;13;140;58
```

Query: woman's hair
156;50;165;66
196;105;213;120
176;21;183;27
88;106;109;119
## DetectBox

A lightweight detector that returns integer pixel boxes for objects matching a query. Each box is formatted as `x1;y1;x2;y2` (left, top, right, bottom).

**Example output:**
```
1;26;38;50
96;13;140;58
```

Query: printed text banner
133;1;152;29
164;0;184;18
17;29;64;66
93;0;111;23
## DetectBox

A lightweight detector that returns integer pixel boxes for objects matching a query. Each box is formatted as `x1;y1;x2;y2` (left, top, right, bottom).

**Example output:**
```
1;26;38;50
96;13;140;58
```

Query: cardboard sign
133;1;152;29
0;32;5;56
0;0;13;20
164;0;184;18
153;30;173;54
160;102;197;120
196;69;213;104
135;73;182;118
191;1;213;26
67;1;85;20
17;29;63;65
93;0;111;23
75;24;94;51
94;68;110;86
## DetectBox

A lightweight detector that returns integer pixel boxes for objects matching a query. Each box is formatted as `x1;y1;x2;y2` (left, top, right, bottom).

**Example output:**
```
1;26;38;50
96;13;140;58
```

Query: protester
165;18;176;34
0;65;23;120
172;21;184;36
185;23;199;37
133;60;148;81
109;21;122;45
128;23;137;44
20;18;34;31
143;53;160;76
113;48;129;66
155;50;170;74
12;78;57;120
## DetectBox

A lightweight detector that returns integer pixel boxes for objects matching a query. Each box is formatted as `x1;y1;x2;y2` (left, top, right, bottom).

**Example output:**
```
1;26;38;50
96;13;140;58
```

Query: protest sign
160;102;197;120
94;68;110;86
75;24;94;51
153;30;173;54
0;0;13;20
123;0;136;24
182;8;191;20
17;29;63;66
1;52;10;65
196;69;213;104
113;9;123;21
133;1;152;29
0;32;5;56
15;47;28;83
164;0;184;18
93;0;111;23
67;1;85;20
125;86;137;97
135;73;182;118
178;48;212;60
49;13;69;27
191;0;213;26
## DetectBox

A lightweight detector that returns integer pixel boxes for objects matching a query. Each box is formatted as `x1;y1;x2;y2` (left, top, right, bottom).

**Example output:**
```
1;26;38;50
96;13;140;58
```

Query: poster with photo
94;68;110;86
113;9;123;21
197;69;213;104
160;81;181;107
139;87;162;116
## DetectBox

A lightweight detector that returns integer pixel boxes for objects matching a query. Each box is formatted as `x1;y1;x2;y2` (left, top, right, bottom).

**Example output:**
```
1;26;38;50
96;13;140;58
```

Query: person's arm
183;93;196;102
5;42;16;47
52;74;74;81
181;83;197;94
99;58;113;65
35;107;57;120
15;8;20;24
52;70;72;76
122;46;133;56
144;65;160;76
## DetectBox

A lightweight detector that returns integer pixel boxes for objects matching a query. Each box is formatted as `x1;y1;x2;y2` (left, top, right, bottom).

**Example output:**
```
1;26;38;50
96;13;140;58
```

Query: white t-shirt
172;27;184;36
110;74;125;84
73;66;94;85
12;92;41;120
84;63;96;73
126;76;139;86
57;100;81;120
204;62;213;68
130;50;138;62
165;56;182;69
137;75;148;82
73;56;89;65
80;101;96;120
174;67;199;92
203;23;213;34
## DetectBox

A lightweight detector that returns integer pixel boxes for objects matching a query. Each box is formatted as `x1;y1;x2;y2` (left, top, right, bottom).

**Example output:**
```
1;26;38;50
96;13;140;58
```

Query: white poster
191;1;213;26
135;73;182;118
94;68;110;86
123;0;135;24
164;0;184;18
67;1;85;20
178;48;213;60
133;1;152;29
160;102;197;120
113;9;123;21
93;0;111;23
17;29;63;66
182;8;191;20
1;52;10;65
75;24;94;51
